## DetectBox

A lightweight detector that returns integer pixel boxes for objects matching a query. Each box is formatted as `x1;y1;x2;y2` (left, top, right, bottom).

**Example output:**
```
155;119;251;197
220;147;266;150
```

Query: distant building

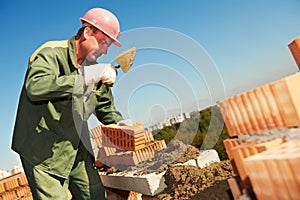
183;112;191;119
0;169;10;180
147;112;191;131
0;165;24;180
10;165;24;175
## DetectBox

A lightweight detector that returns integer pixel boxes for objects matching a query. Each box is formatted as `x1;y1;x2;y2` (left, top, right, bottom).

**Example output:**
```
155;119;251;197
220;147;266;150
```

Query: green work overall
12;37;123;199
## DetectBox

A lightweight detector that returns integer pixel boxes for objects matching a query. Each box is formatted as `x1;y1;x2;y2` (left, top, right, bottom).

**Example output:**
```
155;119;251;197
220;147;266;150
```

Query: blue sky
1;0;300;170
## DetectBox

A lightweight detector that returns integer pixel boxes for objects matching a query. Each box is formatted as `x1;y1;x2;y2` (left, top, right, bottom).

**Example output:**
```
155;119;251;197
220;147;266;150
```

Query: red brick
231;96;248;134
226;99;242;136
249;90;269;131
1;191;17;200
244;139;300;199
91;126;104;147
227;177;242;199
223;138;240;175
3;178;19;191
261;85;284;128
217;101;234;136
231;138;284;188
99;140;166;166
241;93;260;132
101;125;147;151
271;74;300;127
0;183;5;194
17;174;28;186
236;95;254;133
288;36;300;70
16;186;31;198
223;138;239;160
255;88;277;130
245;158;276;199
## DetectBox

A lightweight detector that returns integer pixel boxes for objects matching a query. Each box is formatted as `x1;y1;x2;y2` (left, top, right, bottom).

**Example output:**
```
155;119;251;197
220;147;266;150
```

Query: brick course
98;140;166;166
218;72;300;136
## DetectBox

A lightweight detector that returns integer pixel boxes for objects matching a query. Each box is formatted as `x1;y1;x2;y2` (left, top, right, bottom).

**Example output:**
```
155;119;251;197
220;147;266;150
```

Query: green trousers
21;143;106;200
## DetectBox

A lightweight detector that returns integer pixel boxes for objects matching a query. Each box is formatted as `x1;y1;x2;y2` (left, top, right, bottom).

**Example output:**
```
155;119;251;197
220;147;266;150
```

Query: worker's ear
83;27;92;39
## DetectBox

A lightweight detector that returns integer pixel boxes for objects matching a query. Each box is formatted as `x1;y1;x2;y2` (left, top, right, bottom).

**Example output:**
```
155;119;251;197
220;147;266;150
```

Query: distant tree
153;105;229;160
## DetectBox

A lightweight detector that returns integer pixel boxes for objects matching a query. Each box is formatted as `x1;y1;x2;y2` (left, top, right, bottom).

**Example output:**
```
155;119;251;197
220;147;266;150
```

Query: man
12;8;124;199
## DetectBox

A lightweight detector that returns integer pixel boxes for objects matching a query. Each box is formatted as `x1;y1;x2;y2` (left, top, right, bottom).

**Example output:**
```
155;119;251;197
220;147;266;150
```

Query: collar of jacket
68;37;79;69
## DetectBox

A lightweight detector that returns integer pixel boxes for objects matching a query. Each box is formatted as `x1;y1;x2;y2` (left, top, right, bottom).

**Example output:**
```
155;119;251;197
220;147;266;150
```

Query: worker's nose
98;41;109;55
102;46;108;55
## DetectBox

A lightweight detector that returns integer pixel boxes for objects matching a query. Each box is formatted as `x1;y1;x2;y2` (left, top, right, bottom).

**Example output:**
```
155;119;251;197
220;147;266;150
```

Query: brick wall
218;72;300;137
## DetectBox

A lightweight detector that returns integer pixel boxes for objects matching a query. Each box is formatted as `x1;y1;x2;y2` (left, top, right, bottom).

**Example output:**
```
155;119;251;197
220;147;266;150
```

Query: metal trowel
114;47;137;73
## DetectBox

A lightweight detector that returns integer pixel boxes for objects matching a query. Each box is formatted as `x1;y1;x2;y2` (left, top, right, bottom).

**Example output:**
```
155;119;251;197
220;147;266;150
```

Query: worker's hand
117;119;133;126
81;63;116;86
101;65;117;86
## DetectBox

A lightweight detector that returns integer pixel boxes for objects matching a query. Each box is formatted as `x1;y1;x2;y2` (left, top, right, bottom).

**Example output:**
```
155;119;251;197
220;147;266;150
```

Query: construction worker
11;8;124;199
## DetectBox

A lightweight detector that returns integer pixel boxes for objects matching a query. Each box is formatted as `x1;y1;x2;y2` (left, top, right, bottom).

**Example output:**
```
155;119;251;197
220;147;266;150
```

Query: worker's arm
25;47;83;101
94;83;123;124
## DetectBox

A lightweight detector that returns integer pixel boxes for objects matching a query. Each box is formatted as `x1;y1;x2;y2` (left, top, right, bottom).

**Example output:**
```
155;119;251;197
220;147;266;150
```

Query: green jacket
12;37;123;178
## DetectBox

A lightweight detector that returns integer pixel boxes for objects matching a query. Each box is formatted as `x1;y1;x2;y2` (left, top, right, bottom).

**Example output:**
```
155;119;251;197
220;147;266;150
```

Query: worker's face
84;27;113;62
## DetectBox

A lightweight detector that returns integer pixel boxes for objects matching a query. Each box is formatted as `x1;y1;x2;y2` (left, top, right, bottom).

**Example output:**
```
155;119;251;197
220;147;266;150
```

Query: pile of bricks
0;172;32;200
0;173;73;200
217;36;300;199
91;122;166;167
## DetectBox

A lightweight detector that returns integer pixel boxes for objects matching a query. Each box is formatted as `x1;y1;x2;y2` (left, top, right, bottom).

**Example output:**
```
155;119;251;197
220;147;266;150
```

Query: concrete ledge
100;171;167;196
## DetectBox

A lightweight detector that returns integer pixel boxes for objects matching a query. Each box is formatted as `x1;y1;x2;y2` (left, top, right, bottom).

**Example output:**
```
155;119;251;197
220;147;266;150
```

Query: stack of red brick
91;122;166;167
217;36;300;200
0;172;32;200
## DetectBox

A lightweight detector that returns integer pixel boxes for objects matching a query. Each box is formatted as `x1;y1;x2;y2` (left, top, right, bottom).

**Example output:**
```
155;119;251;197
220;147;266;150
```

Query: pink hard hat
80;8;121;47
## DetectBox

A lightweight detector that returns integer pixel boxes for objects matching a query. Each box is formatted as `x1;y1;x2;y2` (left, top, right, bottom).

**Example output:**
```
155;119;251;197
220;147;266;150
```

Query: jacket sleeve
94;83;123;125
25;47;83;102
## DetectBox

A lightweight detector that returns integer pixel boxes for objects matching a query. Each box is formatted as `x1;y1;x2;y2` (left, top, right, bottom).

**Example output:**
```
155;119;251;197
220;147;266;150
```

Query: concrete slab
197;150;220;168
100;171;167;196
99;150;221;196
